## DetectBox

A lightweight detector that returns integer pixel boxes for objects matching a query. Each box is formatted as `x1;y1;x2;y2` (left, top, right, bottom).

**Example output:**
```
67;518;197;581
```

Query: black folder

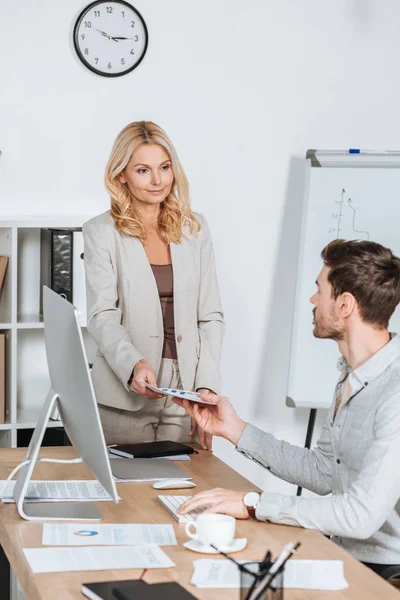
113;582;198;600
82;579;147;600
108;440;195;459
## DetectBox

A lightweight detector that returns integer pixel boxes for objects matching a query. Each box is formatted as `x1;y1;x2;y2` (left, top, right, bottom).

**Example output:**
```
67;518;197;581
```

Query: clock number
84;48;89;55
106;6;113;13
81;34;85;40
108;62;112;69
131;20;135;27
130;48;135;54
122;10;125;17
94;58;99;64
121;58;125;65
94;10;100;17
134;35;139;41
84;21;92;27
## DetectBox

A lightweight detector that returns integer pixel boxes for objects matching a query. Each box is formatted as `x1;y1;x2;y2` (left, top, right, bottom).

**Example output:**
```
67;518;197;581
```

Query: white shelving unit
0;217;95;448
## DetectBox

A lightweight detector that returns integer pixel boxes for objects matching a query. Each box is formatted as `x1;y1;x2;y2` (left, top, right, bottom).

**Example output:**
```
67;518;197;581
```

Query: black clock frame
73;0;149;77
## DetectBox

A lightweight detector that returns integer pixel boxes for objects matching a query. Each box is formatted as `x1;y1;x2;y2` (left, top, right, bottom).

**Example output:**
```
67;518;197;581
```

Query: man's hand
131;360;164;399
177;488;249;519
189;416;213;451
190;388;214;451
172;393;246;445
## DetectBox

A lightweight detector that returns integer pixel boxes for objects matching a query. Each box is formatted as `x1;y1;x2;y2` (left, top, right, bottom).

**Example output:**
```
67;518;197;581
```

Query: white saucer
183;538;247;554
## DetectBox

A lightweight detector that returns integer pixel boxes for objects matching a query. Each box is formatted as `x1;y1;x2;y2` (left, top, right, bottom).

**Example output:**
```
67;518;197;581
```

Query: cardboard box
0;334;4;424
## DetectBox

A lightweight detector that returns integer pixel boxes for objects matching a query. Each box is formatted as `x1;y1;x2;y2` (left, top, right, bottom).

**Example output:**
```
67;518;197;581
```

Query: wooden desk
0;446;398;600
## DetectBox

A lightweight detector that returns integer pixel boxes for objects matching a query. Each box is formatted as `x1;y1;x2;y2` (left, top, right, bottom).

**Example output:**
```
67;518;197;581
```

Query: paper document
143;383;217;405
153;454;190;461
283;560;348;590
107;448;190;461
42;523;177;546
191;559;348;590
1;480;113;503
191;559;243;588
23;545;175;574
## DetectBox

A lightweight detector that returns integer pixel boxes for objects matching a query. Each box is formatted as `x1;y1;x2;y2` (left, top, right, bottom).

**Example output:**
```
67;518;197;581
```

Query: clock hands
96;29;119;42
96;29;134;42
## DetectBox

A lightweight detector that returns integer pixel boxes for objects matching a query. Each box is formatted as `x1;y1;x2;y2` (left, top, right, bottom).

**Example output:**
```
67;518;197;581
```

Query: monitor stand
13;389;103;521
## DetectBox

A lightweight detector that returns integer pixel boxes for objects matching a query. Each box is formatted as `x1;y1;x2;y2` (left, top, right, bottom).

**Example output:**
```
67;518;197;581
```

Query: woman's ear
118;172;126;184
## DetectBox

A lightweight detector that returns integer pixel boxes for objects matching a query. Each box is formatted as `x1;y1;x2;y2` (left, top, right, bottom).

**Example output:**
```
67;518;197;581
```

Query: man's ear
339;292;357;318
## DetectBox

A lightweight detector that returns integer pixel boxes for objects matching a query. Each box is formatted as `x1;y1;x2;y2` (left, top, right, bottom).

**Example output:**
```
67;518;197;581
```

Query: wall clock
73;0;148;77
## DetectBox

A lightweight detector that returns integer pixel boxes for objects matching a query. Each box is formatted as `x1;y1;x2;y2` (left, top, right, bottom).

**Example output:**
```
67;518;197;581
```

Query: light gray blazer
82;211;224;412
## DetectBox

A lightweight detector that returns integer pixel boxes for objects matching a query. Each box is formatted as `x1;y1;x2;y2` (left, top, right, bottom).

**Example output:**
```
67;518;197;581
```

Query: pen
247;541;301;600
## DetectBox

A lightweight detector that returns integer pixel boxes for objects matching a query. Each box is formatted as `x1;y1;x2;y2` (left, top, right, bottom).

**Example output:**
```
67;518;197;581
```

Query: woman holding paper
83;121;224;449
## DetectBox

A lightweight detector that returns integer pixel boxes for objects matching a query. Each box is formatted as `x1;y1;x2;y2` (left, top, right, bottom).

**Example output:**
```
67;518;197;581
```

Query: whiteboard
287;154;400;409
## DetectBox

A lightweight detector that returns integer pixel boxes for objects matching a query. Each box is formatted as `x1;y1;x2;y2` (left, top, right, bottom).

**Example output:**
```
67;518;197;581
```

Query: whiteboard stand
286;397;317;496
287;149;400;496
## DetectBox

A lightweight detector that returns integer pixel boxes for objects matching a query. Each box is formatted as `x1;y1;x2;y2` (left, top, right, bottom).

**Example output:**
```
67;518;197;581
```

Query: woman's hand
131;359;164;399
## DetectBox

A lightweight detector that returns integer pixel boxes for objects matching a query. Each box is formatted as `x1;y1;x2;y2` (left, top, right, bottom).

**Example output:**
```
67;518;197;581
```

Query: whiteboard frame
286;159;313;408
307;149;400;169
286;150;400;409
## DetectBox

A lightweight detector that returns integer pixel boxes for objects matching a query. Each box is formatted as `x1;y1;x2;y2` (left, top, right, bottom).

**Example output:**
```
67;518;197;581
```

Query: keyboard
157;494;207;524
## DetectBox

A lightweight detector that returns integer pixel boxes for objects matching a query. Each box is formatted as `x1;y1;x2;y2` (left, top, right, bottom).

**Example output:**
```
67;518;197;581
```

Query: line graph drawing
329;189;370;240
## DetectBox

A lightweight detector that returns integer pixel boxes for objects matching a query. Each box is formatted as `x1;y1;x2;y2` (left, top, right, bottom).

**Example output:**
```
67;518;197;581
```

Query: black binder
40;228;75;313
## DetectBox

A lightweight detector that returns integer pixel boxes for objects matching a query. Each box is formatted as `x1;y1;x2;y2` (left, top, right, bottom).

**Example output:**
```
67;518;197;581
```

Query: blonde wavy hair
105;121;201;243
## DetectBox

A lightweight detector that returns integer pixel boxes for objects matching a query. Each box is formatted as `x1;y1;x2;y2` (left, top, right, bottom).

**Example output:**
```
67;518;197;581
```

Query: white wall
2;0;400;494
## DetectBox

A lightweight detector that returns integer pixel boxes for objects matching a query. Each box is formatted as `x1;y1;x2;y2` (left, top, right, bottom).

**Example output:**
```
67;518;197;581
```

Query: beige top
150;263;177;360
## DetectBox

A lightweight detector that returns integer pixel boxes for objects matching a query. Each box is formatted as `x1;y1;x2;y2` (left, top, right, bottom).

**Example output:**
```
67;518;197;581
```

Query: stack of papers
0;480;114;503
107;448;190;461
23;545;175;574
191;559;349;590
42;523;177;546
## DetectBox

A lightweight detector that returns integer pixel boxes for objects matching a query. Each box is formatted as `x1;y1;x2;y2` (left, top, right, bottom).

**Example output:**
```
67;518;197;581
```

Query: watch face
73;0;148;77
244;491;260;507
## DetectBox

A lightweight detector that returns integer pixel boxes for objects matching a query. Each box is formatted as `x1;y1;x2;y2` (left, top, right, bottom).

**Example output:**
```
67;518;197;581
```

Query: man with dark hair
174;239;400;576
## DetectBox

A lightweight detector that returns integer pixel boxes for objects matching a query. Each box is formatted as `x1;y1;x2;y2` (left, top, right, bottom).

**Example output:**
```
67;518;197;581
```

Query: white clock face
73;1;148;77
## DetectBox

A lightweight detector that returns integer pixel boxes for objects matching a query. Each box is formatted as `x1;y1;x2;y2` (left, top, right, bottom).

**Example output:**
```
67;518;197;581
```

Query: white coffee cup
185;513;236;547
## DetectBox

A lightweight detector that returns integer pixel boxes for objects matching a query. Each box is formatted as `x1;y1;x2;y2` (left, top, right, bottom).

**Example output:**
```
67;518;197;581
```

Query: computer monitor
13;286;119;521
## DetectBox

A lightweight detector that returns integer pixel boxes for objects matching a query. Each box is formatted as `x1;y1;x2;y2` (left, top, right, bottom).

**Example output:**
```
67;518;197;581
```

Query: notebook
113;581;197;600
108;440;195;459
82;579;147;600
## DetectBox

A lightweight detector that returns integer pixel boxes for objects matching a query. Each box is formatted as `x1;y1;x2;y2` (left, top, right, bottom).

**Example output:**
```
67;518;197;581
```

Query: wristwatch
243;491;261;519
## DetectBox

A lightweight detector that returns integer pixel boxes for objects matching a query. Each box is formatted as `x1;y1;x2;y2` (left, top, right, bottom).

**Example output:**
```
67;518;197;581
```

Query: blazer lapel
124;235;163;333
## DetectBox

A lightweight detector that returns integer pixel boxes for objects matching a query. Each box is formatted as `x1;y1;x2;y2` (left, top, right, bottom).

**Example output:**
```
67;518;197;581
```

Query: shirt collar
337;333;399;388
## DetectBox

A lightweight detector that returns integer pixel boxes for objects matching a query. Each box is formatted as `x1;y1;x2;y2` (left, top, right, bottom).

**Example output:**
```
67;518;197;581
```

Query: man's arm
237;415;333;496
255;392;400;538
175;393;334;496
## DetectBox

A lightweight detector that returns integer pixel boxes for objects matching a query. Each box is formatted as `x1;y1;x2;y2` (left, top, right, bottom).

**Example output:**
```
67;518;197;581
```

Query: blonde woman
83;121;224;450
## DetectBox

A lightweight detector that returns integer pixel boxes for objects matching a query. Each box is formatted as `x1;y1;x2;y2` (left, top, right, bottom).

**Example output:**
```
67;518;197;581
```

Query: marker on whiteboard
348;149;390;154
